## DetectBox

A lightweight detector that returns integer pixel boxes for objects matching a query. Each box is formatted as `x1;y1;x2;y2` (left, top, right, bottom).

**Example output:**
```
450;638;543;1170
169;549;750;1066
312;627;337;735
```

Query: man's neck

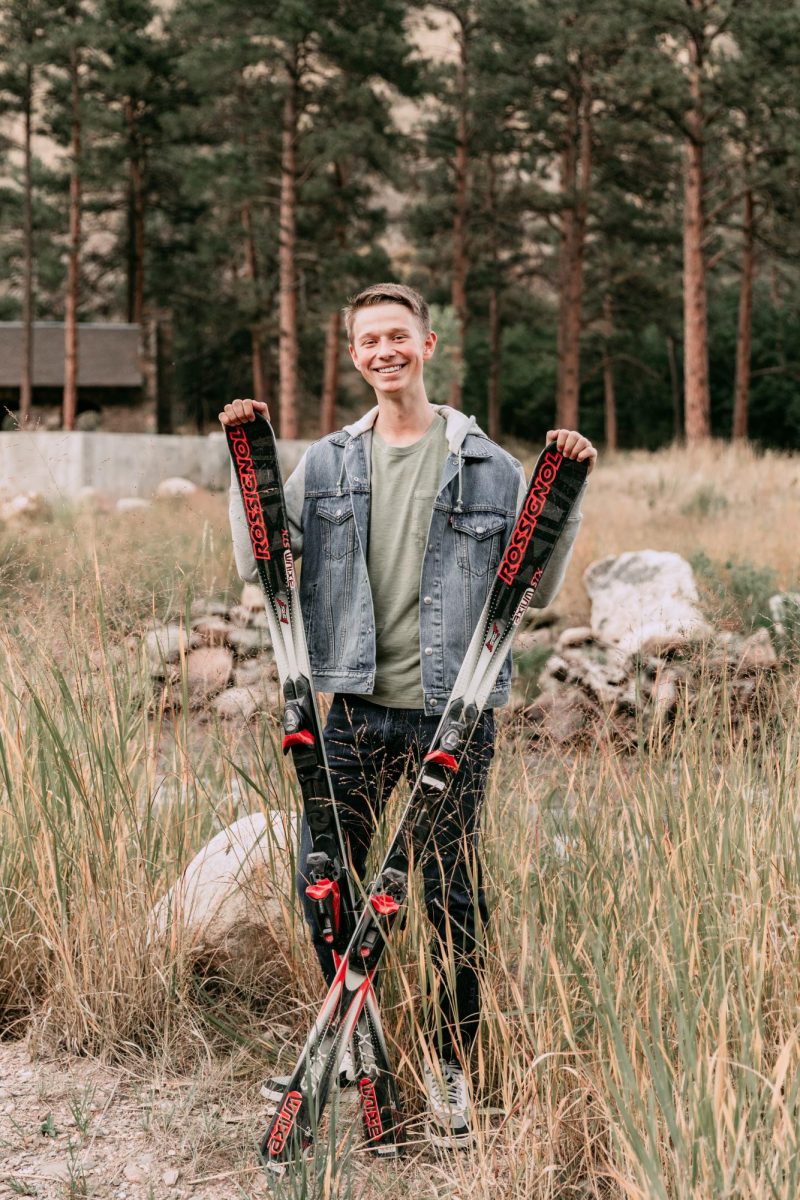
373;391;437;448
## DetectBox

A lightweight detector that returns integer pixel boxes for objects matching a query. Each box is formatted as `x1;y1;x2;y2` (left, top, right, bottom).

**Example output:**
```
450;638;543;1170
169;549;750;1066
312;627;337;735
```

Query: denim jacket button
429;697;438;706
427;543;433;552
423;595;432;605
424;646;433;656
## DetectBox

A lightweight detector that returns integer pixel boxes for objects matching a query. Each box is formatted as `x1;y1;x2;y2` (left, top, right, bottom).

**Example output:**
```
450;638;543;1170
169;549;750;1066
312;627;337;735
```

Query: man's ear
348;344;362;373
422;330;438;361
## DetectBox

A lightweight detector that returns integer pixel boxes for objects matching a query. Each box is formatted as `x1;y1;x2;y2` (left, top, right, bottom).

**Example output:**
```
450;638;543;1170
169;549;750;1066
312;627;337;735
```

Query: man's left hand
546;429;597;474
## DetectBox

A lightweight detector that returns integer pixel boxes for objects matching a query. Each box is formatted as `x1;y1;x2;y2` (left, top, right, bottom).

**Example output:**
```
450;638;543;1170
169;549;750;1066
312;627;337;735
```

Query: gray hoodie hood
341;404;482;455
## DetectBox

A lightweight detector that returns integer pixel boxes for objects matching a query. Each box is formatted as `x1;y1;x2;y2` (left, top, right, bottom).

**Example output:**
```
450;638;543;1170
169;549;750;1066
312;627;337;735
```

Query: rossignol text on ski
257;441;588;1171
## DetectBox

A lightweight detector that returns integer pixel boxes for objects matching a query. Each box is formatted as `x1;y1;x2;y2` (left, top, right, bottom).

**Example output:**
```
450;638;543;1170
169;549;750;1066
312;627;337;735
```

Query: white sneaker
260;1047;356;1105
422;1058;473;1147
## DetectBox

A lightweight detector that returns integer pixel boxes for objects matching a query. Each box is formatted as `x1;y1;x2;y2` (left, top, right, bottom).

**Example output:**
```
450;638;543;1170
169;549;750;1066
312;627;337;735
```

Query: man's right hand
219;397;270;428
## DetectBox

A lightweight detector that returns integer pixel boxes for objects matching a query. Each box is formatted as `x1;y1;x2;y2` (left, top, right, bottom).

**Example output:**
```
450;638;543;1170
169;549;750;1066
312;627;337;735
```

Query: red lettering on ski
277;597;289;624
267;1090;303;1157
497;449;561;585
358;1078;385;1141
485;622;500;652
228;427;271;560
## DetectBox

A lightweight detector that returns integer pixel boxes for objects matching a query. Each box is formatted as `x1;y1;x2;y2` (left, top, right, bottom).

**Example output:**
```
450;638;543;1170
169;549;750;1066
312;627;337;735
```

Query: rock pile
145;584;278;720
522;550;786;747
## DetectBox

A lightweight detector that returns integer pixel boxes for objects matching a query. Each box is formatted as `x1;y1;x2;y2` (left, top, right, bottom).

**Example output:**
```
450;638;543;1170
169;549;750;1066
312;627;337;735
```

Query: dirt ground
0;1041;467;1200
0;1040;272;1200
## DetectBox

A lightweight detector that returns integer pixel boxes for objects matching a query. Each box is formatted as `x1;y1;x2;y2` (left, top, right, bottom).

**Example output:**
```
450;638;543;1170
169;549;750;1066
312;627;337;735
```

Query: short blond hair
343;282;431;342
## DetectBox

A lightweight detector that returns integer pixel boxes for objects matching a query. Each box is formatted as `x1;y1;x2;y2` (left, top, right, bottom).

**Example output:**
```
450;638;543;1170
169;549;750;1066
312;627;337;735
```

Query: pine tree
0;0;52;424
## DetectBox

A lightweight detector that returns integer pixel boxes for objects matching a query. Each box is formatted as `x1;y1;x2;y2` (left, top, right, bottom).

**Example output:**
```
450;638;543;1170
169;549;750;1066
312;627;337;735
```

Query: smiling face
348;302;437;401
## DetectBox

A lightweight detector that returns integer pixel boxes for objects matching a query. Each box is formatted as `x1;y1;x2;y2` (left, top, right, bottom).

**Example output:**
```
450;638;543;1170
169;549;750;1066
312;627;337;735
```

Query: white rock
241;582;265;611
186;646;233;703
162;1168;181;1187
556;626;595;651
148;812;297;956
213;686;264;720
737;628;778;671
156;476;198;498
116;497;150;512
234;657;273;688
191;616;231;645
584;551;711;655
144;623;194;668
0;492;45;521
227;626;268;658
769;592;800;638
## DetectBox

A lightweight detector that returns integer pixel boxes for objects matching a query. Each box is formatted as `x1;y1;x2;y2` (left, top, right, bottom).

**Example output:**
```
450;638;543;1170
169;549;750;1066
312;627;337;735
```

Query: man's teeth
376;364;404;374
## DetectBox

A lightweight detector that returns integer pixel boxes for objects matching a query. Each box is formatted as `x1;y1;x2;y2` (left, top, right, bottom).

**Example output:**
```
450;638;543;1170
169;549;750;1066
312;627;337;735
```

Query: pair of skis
227;416;587;1172
227;417;402;1158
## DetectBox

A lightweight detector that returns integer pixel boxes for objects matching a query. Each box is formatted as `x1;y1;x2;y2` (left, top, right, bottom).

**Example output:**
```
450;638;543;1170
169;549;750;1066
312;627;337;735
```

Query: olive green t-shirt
367;415;449;708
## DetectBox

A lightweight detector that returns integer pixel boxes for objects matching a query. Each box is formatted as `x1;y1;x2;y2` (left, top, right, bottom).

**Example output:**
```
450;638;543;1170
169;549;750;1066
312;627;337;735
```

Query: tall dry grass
1;445;799;1198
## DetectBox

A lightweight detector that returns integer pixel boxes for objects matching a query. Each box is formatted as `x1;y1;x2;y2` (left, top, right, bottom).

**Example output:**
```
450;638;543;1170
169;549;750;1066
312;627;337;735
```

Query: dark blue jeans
297;694;494;1063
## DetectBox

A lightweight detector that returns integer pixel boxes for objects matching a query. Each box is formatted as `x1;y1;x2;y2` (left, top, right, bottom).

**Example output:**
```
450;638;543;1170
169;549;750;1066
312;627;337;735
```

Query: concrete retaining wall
0;432;310;499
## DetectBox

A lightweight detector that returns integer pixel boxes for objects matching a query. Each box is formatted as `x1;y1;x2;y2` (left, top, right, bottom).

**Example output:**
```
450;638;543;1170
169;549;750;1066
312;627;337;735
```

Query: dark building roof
0;322;142;387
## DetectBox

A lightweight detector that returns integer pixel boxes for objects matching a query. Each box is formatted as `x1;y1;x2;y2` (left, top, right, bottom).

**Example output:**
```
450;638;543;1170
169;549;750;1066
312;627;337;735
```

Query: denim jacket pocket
452;511;507;577
316;497;357;560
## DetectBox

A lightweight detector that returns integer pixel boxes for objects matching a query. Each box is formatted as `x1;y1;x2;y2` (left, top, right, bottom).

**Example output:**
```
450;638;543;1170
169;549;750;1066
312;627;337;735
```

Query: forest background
1;0;799;450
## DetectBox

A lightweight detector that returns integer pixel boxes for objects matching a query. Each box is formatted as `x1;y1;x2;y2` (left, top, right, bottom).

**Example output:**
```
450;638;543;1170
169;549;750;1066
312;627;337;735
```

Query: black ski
226;417;402;1156
259;443;588;1171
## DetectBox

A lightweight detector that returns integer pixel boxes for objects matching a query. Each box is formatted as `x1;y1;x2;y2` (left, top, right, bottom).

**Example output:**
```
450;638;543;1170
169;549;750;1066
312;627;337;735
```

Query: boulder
555;626;594;651
156;476;198;498
186;645;233;703
234;656;273;688
241;582;265;611
736;627;778;671
191;616;232;646
213;686;264;721
584;551;711;655
148;811;298;963
227;626;269;658
116;496;150;512
0;492;47;521
527;687;598;745
191;598;232;619
144;623;197;671
769;593;800;641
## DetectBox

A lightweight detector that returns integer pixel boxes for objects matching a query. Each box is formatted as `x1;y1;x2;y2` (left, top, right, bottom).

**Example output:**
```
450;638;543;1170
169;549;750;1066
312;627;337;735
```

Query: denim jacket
229;405;584;713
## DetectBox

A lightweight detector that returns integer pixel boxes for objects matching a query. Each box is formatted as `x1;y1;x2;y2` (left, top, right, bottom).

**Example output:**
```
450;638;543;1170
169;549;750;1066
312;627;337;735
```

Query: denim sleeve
228;448;308;583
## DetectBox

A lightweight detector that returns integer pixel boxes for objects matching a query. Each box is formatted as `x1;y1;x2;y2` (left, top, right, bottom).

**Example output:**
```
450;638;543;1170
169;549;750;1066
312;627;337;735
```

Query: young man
220;282;595;1145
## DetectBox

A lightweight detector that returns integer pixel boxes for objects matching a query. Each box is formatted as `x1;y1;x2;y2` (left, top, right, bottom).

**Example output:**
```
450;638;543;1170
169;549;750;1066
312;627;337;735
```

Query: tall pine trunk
732;188;754;441
242;200;268;408
486;155;501;442
682;28;710;442
556;79;591;429
63;41;81;432
124;99;145;327
320;310;340;436
449;18;469;410
602;293;617;451
21;61;34;426
667;333;682;440
278;53;299;438
487;286;501;442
